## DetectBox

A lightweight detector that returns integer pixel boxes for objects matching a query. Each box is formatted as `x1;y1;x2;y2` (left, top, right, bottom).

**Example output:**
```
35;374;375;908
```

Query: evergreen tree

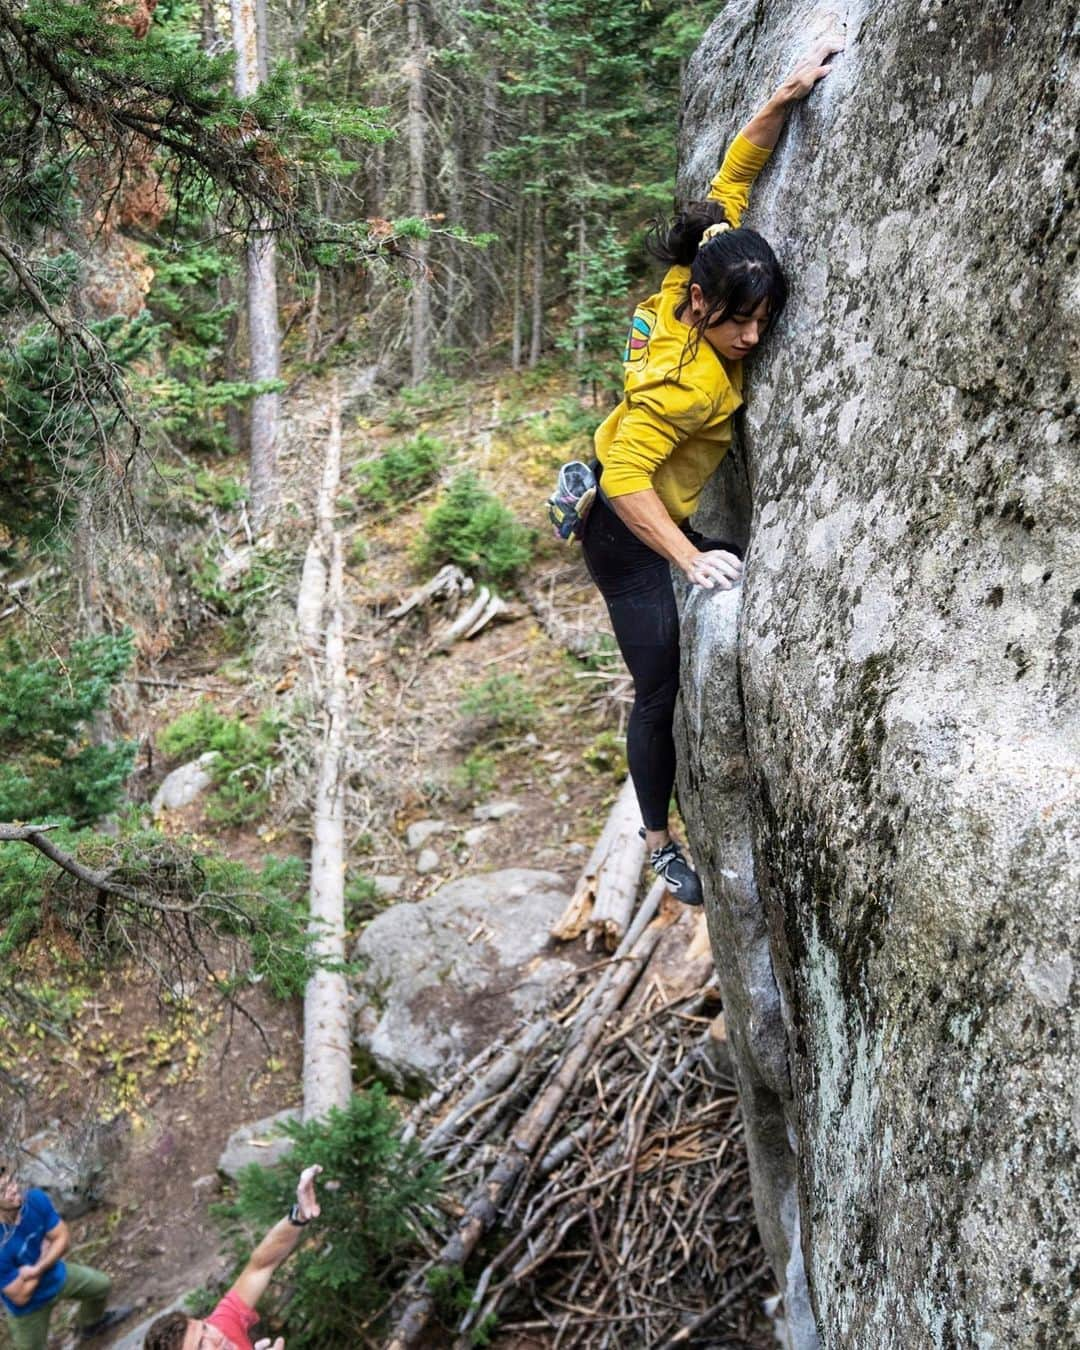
0;630;135;824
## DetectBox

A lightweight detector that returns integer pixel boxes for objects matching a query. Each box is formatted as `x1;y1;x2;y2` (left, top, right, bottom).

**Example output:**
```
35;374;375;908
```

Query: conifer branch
0;234;141;447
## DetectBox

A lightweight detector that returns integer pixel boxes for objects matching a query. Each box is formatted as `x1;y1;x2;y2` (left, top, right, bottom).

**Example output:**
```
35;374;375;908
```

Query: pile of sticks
384;883;773;1348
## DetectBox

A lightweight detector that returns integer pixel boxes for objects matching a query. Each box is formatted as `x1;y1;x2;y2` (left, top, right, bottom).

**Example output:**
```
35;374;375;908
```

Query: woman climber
582;38;843;905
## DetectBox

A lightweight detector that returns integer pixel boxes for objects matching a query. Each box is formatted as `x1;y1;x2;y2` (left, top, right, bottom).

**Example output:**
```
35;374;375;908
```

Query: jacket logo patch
623;312;652;363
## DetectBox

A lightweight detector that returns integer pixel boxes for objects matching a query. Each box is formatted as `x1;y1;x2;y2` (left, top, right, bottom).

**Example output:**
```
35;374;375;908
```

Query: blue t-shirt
0;1189;66;1316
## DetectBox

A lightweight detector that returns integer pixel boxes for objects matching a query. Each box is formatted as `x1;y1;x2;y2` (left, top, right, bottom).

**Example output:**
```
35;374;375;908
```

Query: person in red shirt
144;1165;322;1350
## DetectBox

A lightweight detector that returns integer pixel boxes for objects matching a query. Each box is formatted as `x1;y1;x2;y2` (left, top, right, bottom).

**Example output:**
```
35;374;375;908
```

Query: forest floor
4;359;770;1348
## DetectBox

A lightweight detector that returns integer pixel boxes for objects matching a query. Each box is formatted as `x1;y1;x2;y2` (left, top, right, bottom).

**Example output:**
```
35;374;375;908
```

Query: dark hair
646;202;788;366
144;1310;190;1350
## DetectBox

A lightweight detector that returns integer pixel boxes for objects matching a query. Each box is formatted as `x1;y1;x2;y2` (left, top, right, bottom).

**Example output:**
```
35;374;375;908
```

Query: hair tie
699;222;730;250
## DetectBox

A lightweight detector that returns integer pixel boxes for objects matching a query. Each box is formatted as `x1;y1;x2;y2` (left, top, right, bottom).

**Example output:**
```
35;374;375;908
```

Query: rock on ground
352;869;574;1091
472;800;522;821
405;819;448;851
217;1109;301;1181
18;1120;118;1220
150;753;216;813
676;5;1079;1348
414;847;440;875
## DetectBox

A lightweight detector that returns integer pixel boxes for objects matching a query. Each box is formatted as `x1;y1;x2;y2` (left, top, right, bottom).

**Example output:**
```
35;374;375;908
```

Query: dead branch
384;884;674;1349
383;565;472;623
382;883;773;1350
0;824;198;914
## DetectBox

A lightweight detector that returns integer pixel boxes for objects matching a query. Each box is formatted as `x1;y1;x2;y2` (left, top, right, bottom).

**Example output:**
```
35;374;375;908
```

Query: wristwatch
288;1204;310;1227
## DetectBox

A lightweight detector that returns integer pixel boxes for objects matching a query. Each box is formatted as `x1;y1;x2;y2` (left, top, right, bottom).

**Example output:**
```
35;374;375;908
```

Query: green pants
5;1263;110;1350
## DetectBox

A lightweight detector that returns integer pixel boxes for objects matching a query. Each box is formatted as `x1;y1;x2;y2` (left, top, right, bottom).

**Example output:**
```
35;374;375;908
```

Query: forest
0;0;773;1347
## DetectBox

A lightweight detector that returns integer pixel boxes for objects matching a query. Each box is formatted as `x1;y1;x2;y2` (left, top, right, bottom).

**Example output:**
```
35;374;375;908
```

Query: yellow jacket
595;133;772;523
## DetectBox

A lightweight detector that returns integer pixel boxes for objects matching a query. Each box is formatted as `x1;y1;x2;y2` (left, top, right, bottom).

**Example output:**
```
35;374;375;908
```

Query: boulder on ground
414;848;440;875
217;1109;300;1181
18;1119;119;1219
151;753;217;813
405;819;449;851
353;869;574;1090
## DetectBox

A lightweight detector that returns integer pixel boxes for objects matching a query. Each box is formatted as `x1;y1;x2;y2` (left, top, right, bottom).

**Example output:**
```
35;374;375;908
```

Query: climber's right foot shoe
640;831;704;906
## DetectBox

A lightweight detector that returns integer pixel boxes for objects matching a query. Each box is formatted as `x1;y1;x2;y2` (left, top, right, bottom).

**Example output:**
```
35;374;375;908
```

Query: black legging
581;482;740;831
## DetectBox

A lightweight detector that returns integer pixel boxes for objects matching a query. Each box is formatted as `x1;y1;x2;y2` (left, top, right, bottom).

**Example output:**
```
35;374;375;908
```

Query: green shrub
452;751;497;802
347;535;369;568
216;1089;441;1345
158;702;281;827
538;396;605;447
199;851;312;998
354;433;447;507
0;631;135;824
415;472;533;585
459;675;536;739
344;873;380;924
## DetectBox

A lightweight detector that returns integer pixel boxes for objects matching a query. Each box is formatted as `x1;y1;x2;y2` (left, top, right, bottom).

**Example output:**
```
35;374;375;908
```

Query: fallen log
302;386;352;1122
587;787;647;953
422;1018;552;1156
551;776;644;947
296;375;342;653
431;586;512;650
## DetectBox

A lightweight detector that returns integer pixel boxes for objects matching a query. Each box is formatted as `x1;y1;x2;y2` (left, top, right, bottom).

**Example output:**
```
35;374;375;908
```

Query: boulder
405;819;448;851
372;875;405;899
676;5;1079;1348
217;1109;300;1181
151;753;216;813
18;1121;113;1220
414;847;440;875
352;869;574;1090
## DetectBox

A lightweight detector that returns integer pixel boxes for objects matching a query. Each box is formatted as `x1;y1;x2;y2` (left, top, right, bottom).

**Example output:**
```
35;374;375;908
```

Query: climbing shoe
639;829;704;906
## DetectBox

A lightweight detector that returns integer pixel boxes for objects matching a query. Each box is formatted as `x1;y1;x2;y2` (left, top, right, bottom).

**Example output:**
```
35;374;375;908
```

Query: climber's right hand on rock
684;549;743;590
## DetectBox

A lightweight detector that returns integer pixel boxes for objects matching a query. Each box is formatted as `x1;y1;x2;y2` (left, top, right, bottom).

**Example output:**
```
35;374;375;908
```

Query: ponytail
645;201;731;267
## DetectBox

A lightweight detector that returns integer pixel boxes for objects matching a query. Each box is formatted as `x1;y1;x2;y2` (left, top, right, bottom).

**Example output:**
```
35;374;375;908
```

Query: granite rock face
675;3;1079;1347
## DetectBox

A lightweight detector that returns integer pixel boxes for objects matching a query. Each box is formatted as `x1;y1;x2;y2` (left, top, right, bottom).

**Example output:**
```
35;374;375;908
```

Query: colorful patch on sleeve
623;312;653;363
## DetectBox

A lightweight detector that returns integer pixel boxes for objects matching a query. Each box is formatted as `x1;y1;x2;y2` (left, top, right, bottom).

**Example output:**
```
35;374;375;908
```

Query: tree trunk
528;191;544;368
472;66;498;345
528;99;546;369
231;0;281;531
405;0;430;384
511;195;524;372
574;208;587;374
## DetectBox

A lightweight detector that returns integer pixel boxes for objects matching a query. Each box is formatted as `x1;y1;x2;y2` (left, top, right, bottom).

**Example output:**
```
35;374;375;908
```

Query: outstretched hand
254;1339;285;1350
295;1164;322;1222
776;32;845;103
